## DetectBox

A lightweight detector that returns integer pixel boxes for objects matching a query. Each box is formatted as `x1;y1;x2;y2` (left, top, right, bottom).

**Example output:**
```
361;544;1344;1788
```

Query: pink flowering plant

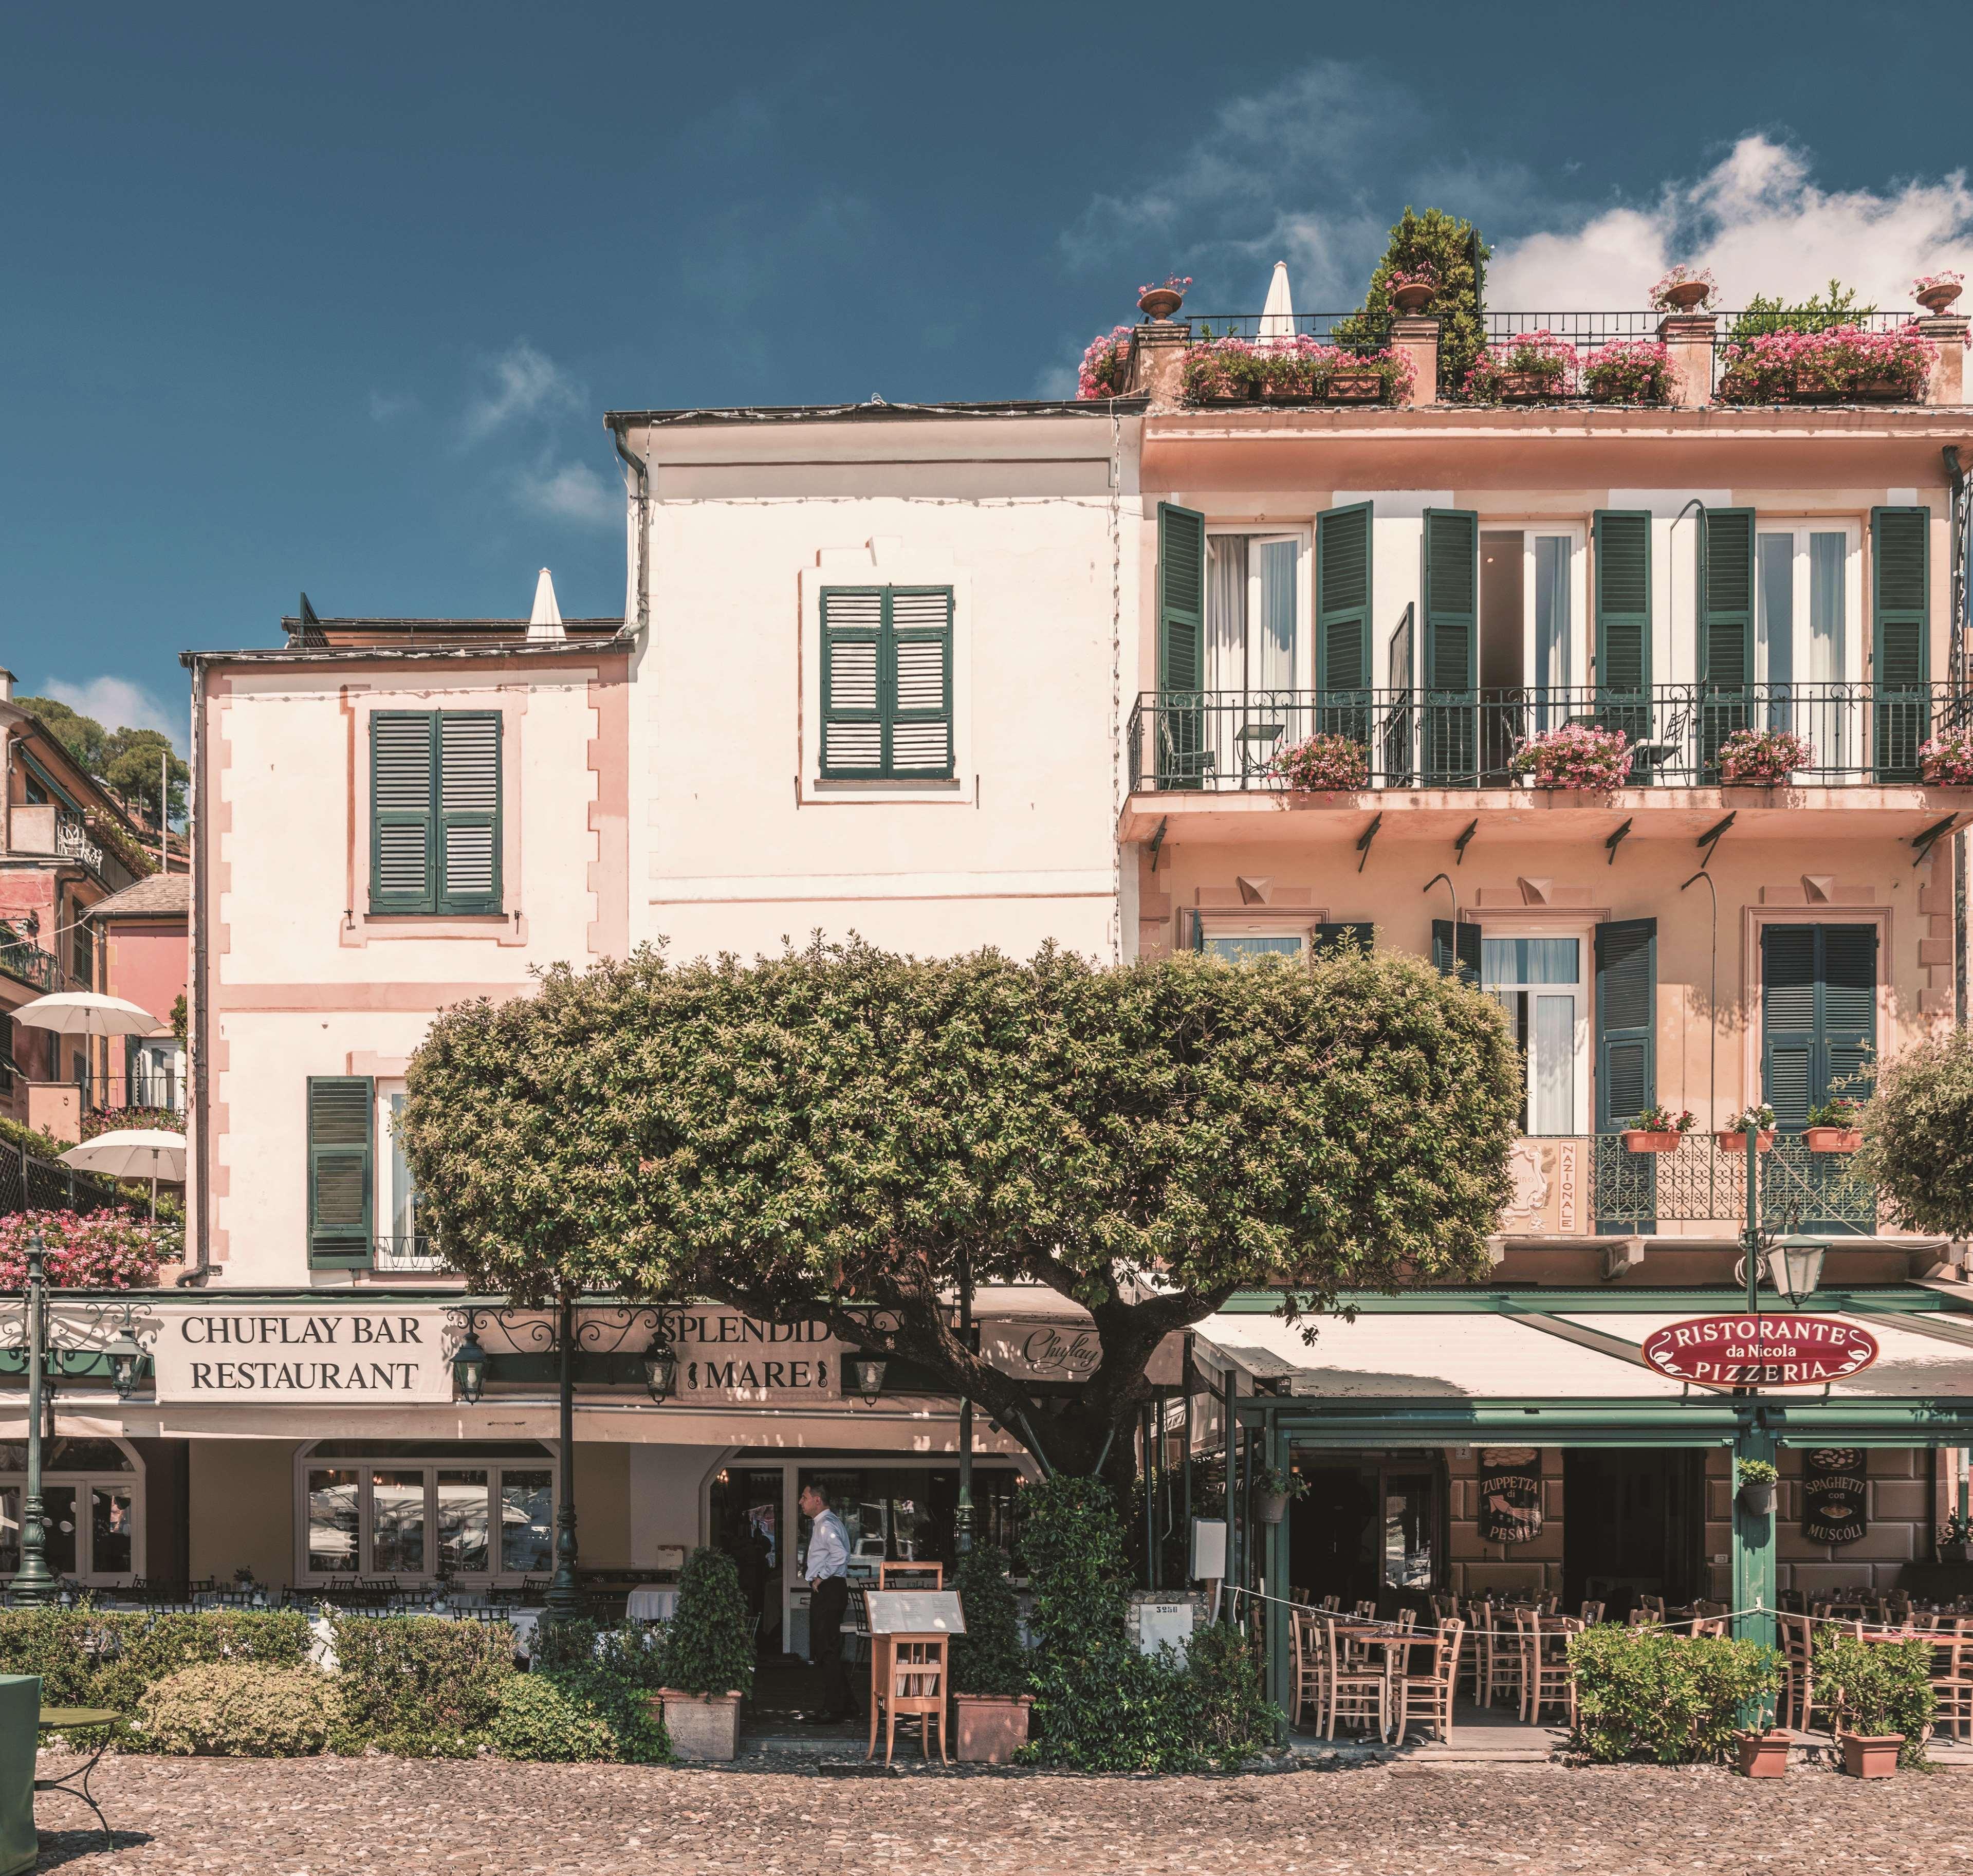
1182;336;1412;404
1914;270;1964;295
1630;1105;1697;1134
1464;330;1577;403
0;1209;175;1288
1077;325;1134;399
1649;265;1717;311
1508;723;1631;791
1717;726;1814;785
1581;339;1677;406
82;1107;184;1142
1388;265;1439;291
1269;732;1370;792
1716;323;1937;403
1138;274;1192;298
1921;726;1973;786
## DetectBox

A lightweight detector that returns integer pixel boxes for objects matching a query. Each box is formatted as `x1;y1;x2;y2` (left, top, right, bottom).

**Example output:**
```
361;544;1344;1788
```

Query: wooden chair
1396;1620;1464;1745
1636;1594;1666;1625
1519;1611;1579;1727
1578;1600;1606;1627
1289;1609;1327;1730
1429;1593;1458;1622
1351;1599;1377;1620
1777;1612;1814;1730
1479;1602;1523;1712
1930;1618;1973;1741
1321;1616;1390;1742
1317;1594;1340;1612
868;1633;949;1764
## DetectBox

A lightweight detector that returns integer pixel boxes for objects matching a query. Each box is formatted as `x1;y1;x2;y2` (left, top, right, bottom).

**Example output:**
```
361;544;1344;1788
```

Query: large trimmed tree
398;940;1521;1481
1855;1028;1973;1236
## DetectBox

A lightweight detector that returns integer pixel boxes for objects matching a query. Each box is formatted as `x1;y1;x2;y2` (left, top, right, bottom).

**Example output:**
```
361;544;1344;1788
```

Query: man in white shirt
799;1481;855;1723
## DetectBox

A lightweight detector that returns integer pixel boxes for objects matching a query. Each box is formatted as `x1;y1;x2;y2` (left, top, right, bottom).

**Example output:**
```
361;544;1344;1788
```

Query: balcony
372;1234;451;1274
0;932;64;993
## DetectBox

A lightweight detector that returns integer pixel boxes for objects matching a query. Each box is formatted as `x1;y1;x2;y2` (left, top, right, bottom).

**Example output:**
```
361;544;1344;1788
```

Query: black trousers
809;1576;854;1718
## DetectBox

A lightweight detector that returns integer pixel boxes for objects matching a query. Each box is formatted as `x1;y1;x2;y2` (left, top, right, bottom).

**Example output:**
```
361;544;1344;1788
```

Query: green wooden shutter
1431;918;1480;985
1699;508;1755;773
1316;504;1373;694
1422;508;1478;781
1594;919;1656;1132
1762;924;1876;1128
436;712;502;914
1819;924;1877;1113
1313;922;1375;957
1594;510;1653;757
308;1075;374;1265
1872;506;1929;781
887;587;955;778
820;587;884;778
370;713;436;913
1156;503;1207;787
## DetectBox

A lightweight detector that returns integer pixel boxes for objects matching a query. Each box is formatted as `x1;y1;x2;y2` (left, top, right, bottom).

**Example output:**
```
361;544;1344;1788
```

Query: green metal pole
1222;1366;1238;1624
1731;1415;1779;1692
12;1234;54;1606
1265;1417;1291;1734
1744;1123;1761;1313
543;1290;584;1623
955;1250;974;1559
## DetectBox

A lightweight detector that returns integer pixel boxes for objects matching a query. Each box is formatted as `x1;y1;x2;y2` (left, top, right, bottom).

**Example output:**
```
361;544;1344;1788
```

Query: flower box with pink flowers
1921;726;1973;787
1717;726;1814;786
1270;732;1370;793
1465;331;1576;404
1181;336;1412;407
0;1209;175;1288
1508;724;1631;792
1716;324;1937;405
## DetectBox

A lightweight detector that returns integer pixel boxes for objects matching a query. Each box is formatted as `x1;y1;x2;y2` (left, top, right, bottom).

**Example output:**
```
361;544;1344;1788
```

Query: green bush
507;1618;670;1763
658;1548;754;1697
1856;1028;1973;1236
490;1674;623;1763
1813;1631;1935;1765
135;1663;340;1757
0;1607;311;1718
949;1550;1029;1698
1569;1625;1782;1763
1333;207;1490;395
329;1615;515;1757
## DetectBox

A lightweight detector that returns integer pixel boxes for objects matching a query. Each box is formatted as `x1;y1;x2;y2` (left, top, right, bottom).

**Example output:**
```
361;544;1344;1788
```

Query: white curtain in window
1757;533;1794;691
1533;537;1571;693
1207;536;1247;692
1255;540;1298;692
1533;994;1575;1135
1808;532;1845;684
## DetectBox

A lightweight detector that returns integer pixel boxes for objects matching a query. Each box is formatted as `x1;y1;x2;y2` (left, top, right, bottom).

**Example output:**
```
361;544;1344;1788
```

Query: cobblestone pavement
32;1752;1973;1875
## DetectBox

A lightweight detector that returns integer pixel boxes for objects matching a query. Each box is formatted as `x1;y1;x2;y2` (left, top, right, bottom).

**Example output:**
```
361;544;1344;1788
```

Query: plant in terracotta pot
1915;269;1964;315
949;1549;1032;1763
1939;1511;1973;1566
1253;1465;1307;1525
1180;335;1263;402
1581;339;1678;406
1716;323;1935;404
1717;1104;1777;1155
1717;725;1814;786
1735;1458;1778;1519
1137;273;1192;322
1805;1097;1865;1154
1813;1628;1934;1773
1732;1721;1792;1778
1077;325;1135;400
1465;330;1577;403
1387;265;1438;315
1920;726;1973;786
1507;723;1631;792
1649;265;1717;314
1621;1105;1695;1154
1269;731;1369;792
655;1547;755;1761
1322;347;1413;404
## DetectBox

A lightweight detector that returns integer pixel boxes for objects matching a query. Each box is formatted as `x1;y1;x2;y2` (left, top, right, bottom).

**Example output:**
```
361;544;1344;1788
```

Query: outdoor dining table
36;1707;118;1853
624;1586;678;1624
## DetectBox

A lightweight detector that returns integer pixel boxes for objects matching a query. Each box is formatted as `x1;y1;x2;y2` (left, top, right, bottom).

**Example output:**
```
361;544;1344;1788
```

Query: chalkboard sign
1479;1447;1544;1546
1802;1447;1868;1546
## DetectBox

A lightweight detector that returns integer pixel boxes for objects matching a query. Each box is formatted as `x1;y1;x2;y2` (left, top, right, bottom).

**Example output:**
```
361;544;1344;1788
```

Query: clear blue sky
3;1;1966;742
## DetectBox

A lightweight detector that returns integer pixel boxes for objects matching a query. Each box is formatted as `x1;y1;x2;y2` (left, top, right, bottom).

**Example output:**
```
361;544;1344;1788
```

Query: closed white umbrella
1258;261;1296;343
60;1128;187;1221
12;992;163;1038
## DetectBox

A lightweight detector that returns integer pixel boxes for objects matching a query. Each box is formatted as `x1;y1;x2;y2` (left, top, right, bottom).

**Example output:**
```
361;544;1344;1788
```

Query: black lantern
452;1328;488;1404
1765;1235;1828;1306
853;1356;887;1406
641;1332;677;1403
106;1323;145;1401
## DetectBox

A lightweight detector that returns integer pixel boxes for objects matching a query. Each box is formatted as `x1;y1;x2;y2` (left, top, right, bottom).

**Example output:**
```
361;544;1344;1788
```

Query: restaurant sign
1639;1315;1879;1389
1478;1447;1543;1545
152;1306;455;1403
657;1310;843;1404
1802;1447;1869;1546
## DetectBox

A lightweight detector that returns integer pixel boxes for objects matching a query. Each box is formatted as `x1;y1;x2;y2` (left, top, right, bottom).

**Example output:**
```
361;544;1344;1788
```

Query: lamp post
954;1249;974;1559
11;1234;55;1607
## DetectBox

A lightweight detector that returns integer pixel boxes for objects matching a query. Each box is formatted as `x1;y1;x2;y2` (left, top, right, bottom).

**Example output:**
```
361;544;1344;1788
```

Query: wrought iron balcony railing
372;1234;450;1273
1128;684;1968;794
0;934;63;992
1588;1132;1881;1235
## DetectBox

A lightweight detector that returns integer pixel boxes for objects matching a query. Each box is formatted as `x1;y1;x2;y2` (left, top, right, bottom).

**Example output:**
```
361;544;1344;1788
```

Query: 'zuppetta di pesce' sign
153;1307;455;1403
1639;1315;1879;1388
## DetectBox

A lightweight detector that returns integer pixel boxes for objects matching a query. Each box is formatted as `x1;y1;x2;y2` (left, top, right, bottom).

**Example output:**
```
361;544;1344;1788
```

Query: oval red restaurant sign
1640;1315;1880;1389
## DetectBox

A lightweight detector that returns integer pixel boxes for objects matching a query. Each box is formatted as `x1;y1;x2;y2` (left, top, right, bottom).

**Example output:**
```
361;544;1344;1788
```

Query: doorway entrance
1287;1452;1443;1616
1562;1449;1706;1619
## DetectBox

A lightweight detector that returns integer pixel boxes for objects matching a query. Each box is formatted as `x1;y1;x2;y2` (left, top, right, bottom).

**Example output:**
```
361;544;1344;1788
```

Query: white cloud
367;389;418;422
1489;135;1973;308
39;676;183;747
462;342;583;442
513;458;618;528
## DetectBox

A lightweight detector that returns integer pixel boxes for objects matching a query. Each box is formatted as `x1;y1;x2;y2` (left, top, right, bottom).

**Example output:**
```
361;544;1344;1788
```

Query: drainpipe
610;420;650;638
178;656;209;1287
1946;448;1968;1030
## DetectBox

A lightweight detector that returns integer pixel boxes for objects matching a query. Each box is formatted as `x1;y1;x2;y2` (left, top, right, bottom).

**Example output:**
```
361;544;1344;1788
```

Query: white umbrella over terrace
11;992;163;1038
1258;261;1296;343
59;1128;187;1222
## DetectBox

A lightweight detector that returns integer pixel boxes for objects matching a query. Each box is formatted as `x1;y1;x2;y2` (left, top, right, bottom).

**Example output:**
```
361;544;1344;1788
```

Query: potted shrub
1466;330;1576;403
1270;731;1369;792
1805;1098;1865;1154
1732;1724;1792;1778
1716;324;1936;405
655;1547;755;1761
1077;325;1134;400
1920;726;1973;786
1581;339;1678;406
949;1549;1031;1763
1621;1105;1695;1153
1388;265;1438;315
1718;726;1814;786
1651;266;1717;314
1137;273;1191;322
1254;1465;1307;1525
1181;336;1262;403
1813;1629;1934;1775
1735;1458;1778;1519
1915;270;1964;315
1717;1105;1776;1154
1508;723;1631;792
1324;349;1413;404
1939;1512;1973;1566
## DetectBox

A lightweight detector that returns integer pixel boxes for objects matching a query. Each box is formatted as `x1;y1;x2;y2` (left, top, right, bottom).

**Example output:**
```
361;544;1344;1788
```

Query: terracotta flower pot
1941;1541;1969;1564
1854;376;1911;403
1662;281;1711;311
1137;287;1185;322
1716;1130;1776;1154
1390;283;1434;314
1324;371;1384;403
1805;1127;1863;1154
1734;1728;1791;1778
1917;284;1962;314
953;1693;1031;1764
1498;370;1561;402
657;1689;744;1762
1622;1130;1684;1154
1838;1732;1902;1778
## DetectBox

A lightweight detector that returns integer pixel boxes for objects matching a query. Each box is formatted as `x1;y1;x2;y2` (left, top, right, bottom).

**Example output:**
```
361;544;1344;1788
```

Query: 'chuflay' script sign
1639;1315;1879;1388
153;1307;455;1403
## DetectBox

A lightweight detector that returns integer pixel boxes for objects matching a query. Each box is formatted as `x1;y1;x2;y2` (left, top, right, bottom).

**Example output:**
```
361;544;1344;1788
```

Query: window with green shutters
1315;504;1372;694
1698;508;1755;773
819;586;954;780
1761;923;1876;1129
1871;506;1929;781
369;711;503;915
1593;510;1653;760
307;1076;375;1266
1430;917;1481;986
1155;503;1207;788
1595;918;1657;1235
1421;508;1478;781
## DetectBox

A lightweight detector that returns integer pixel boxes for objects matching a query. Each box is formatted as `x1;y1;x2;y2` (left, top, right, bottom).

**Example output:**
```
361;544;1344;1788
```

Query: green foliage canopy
1334;207;1489;395
401;939;1519;1477
1855;1027;1973;1236
15;697;188;821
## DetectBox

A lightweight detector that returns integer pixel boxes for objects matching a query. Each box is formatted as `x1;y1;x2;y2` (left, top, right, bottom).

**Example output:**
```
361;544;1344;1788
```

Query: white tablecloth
625;1586;678;1623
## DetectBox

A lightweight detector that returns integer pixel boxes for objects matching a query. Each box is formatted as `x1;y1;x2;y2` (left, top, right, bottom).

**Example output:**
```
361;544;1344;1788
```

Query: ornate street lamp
106;1320;146;1401
1764;1235;1828;1307
640;1331;677;1404
451;1328;489;1405
852;1356;888;1407
11;1234;56;1606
